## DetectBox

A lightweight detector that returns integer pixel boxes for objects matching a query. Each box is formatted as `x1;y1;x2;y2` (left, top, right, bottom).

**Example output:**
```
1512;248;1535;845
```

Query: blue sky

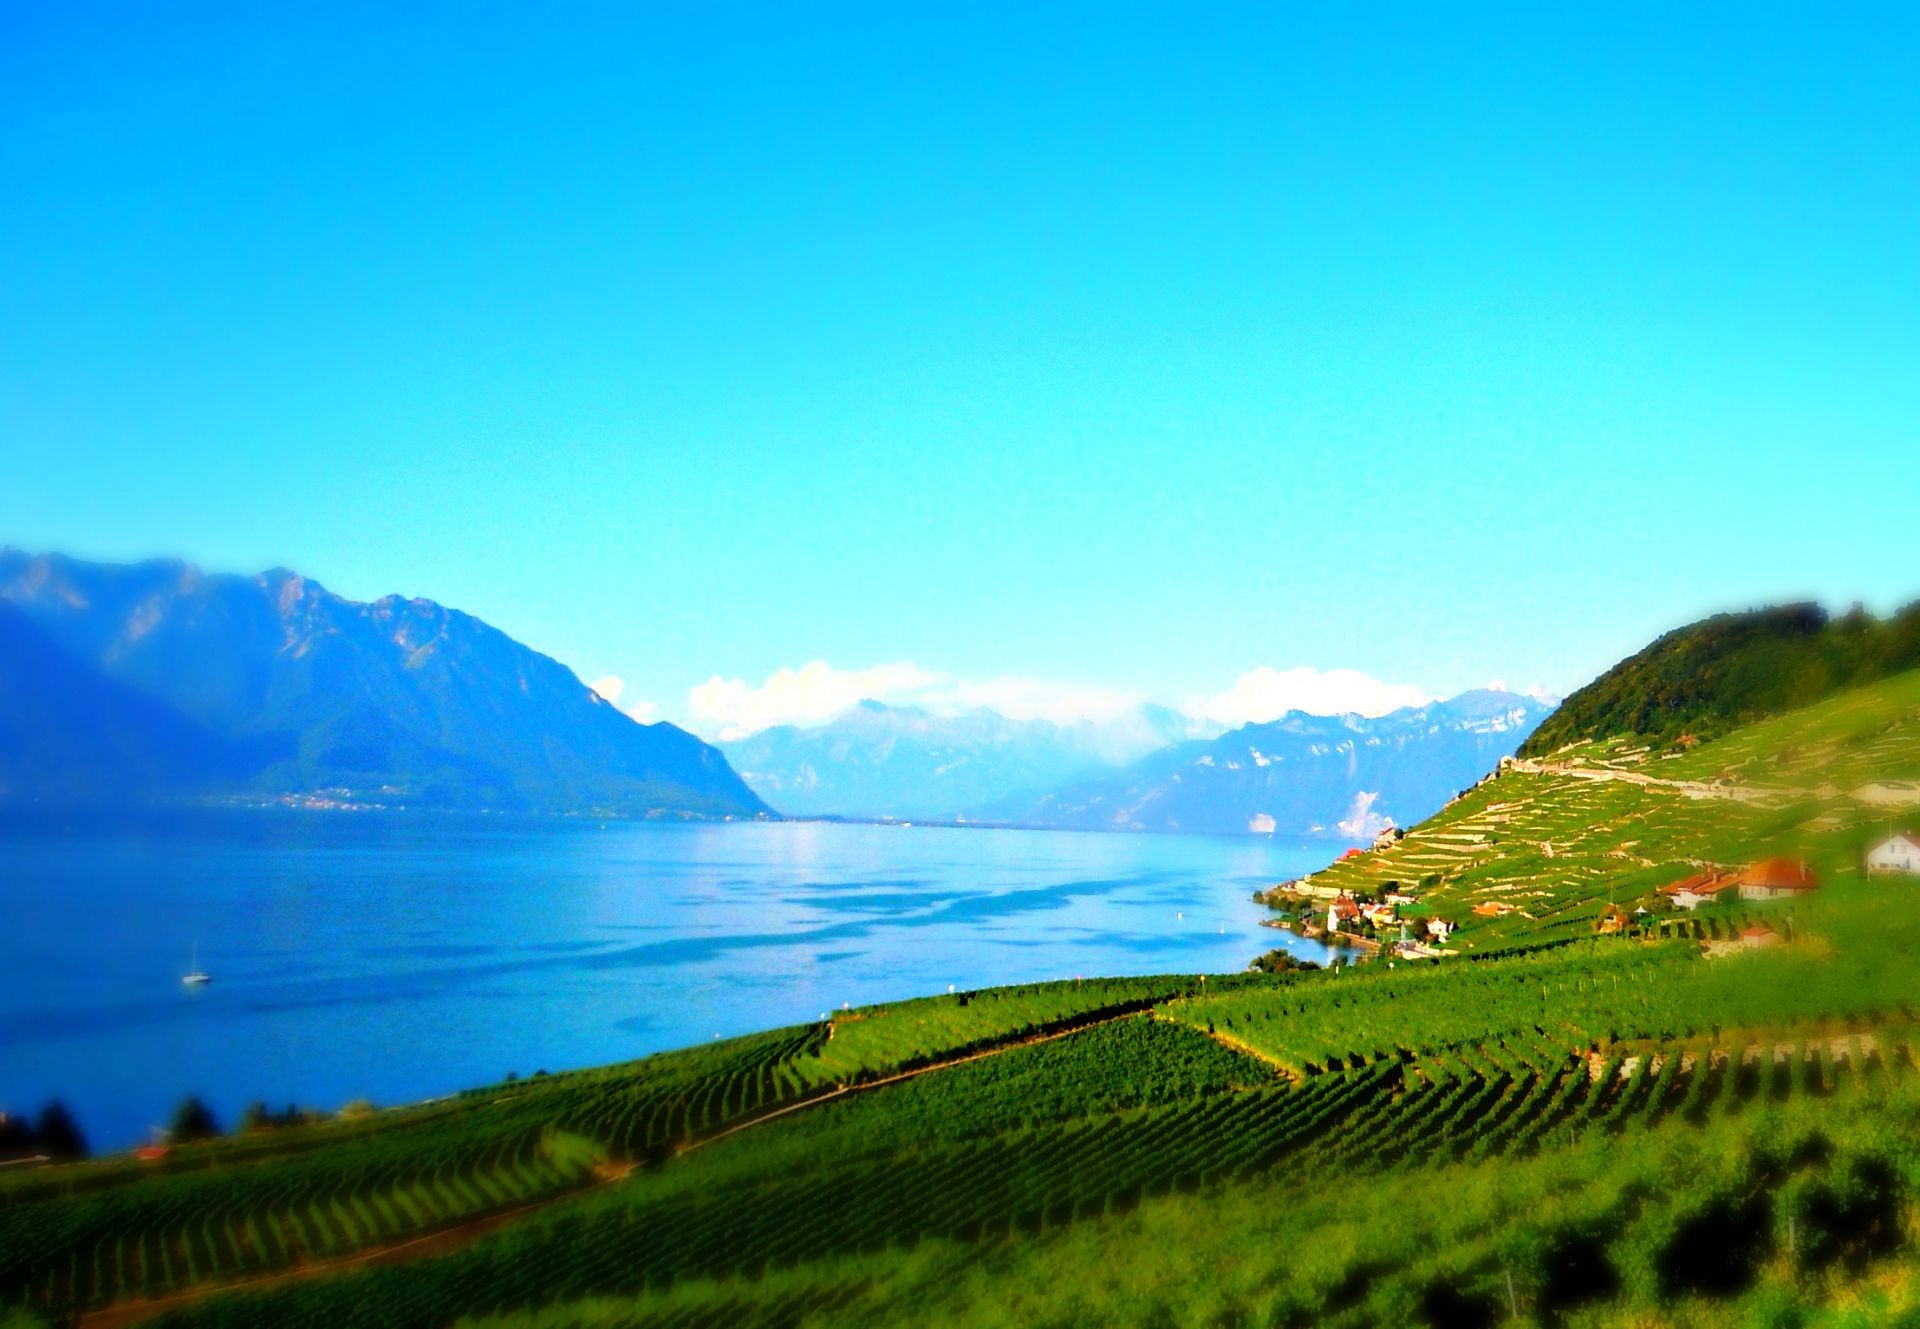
3;4;1916;734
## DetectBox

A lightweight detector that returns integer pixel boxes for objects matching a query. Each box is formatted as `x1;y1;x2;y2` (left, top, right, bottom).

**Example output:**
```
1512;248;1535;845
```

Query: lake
0;812;1341;1150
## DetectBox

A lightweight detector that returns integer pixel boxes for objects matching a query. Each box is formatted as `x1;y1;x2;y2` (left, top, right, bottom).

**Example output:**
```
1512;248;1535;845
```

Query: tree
33;1101;87;1161
170;1095;220;1143
0;1113;33;1160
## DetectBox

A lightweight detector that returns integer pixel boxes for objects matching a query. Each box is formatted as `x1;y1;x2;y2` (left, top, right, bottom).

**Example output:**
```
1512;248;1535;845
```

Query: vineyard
0;979;1185;1319
6;671;1920;1326
131;1001;1920;1329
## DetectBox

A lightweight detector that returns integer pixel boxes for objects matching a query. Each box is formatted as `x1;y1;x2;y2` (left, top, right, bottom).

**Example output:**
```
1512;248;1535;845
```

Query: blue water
0;813;1339;1150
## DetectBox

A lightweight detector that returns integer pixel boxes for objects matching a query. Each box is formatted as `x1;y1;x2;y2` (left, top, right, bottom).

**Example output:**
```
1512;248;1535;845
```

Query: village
1257;827;1920;963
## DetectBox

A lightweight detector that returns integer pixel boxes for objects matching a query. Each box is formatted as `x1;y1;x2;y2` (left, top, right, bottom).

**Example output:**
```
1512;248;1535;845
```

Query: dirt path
1506;758;1767;801
76;1008;1148;1328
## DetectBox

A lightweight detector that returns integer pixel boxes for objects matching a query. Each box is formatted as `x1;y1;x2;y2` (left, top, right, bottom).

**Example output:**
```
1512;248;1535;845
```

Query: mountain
1518;600;1920;758
985;689;1555;837
722;700;1216;821
0;603;268;802
0;551;769;819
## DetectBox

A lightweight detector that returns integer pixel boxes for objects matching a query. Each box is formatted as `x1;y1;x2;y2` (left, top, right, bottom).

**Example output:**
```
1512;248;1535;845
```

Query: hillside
7;670;1920;1327
0;552;769;819
990;689;1553;837
1519;600;1920;757
722;701;1210;821
0;605;267;801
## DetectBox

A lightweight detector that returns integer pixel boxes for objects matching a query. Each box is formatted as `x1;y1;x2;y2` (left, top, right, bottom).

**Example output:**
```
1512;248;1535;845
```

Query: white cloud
689;661;948;739
1336;790;1395;839
1195;667;1432;727
588;675;659;725
940;676;1145;726
687;661;1149;739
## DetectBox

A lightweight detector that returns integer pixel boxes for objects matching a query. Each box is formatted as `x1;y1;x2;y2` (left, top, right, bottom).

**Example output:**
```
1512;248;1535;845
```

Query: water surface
0;813;1339;1149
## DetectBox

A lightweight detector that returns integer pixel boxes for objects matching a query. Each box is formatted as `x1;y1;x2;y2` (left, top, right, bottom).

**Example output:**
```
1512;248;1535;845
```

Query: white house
1868;833;1920;876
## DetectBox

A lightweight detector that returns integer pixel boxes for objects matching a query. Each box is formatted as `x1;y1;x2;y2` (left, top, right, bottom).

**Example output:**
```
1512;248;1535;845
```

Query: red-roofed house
1738;858;1819;901
1326;893;1362;933
1868;833;1920;876
1660;868;1740;911
1738;923;1783;949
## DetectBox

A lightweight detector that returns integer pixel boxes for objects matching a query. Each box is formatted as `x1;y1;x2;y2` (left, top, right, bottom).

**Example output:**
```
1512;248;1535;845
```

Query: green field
6;674;1920;1327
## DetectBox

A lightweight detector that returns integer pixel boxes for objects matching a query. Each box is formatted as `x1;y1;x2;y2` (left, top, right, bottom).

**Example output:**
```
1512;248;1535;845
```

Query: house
1737;857;1819;901
1594;903;1632;935
1359;901;1397;926
1426;917;1456;941
1338;847;1366;862
1327;893;1362;932
1660;868;1740;911
1372;826;1405;851
1385;890;1421;906
1738;923;1783;949
1867;833;1920;876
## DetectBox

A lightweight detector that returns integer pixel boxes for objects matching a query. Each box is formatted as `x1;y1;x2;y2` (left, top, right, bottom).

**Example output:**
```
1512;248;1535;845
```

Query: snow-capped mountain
722;700;1218;821
981;689;1556;836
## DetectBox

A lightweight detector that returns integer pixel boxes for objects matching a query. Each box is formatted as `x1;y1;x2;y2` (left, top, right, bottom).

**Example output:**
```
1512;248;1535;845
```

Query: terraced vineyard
8;665;1920;1327
132;1001;1920;1329
0;979;1184;1320
1264;670;1920;952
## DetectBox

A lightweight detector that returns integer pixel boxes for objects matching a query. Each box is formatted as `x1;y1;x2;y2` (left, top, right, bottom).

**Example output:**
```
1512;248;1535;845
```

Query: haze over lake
0;815;1339;1150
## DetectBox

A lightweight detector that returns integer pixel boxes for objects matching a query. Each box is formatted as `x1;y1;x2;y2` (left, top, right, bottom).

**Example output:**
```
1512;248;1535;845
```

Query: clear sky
4;4;1916;735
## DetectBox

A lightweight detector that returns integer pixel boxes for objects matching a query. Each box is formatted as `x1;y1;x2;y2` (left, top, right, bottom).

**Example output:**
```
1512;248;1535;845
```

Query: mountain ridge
982;689;1555;836
0;550;769;819
722;698;1216;821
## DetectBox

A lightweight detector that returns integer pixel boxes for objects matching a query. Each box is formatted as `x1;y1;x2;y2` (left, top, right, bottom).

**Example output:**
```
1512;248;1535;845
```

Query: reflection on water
0;812;1339;1149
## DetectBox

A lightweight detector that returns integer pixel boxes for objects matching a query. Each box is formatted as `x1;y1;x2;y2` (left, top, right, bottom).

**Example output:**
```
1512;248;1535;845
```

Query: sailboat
181;942;211;986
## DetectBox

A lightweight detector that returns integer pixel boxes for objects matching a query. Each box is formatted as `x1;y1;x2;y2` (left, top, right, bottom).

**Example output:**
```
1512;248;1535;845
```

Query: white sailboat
182;942;211;986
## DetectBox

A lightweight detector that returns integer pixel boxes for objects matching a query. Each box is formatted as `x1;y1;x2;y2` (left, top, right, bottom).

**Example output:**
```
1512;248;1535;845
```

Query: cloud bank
682;660;1460;740
1195;667;1434;727
687;661;1146;739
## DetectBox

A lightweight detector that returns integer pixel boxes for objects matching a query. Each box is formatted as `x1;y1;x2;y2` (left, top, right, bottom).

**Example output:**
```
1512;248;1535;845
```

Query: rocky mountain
983;689;1555;837
722;700;1216;821
0;551;769;818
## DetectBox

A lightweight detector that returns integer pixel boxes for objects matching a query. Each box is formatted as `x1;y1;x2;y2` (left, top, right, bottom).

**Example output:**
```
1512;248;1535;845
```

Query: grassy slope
8;674;1920;1327
1517;600;1920;757
1273;667;1920;951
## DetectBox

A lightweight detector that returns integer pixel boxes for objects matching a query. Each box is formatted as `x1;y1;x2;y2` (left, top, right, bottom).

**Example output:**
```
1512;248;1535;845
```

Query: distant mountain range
0;551;768;819
979;689;1556;837
722;700;1217;821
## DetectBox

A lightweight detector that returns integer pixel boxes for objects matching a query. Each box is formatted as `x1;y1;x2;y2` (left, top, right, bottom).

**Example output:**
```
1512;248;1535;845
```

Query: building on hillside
1867;833;1920;876
1385;890;1421;906
1426;917;1456;942
1338;847;1366;862
1737;857;1819;901
1660;868;1741;911
1372;826;1405;851
1473;901;1518;918
1326;893;1362;933
1595;903;1632;935
1359;900;1397;926
1738;923;1783;949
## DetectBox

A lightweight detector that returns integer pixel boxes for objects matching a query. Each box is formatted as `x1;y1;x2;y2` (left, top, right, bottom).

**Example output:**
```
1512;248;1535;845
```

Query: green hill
7;673;1920;1327
1519;600;1920;758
